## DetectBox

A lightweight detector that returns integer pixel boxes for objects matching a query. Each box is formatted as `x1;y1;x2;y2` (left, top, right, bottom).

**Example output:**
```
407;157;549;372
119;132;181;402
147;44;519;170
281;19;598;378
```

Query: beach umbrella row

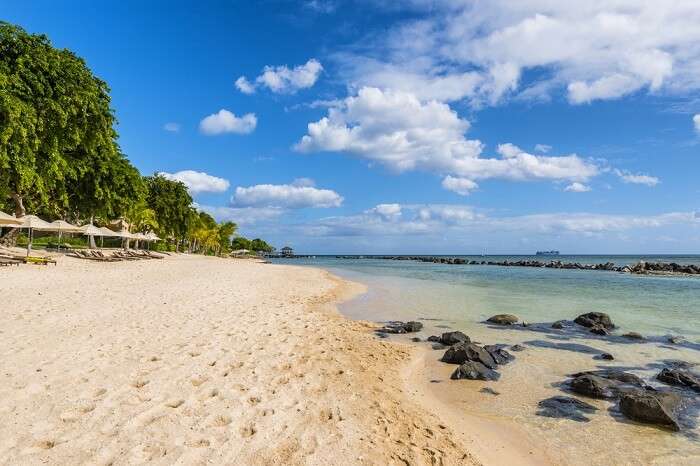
0;210;161;255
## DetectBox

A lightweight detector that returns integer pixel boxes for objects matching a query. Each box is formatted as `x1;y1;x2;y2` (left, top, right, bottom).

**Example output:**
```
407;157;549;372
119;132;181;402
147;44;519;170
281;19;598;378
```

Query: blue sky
5;1;700;254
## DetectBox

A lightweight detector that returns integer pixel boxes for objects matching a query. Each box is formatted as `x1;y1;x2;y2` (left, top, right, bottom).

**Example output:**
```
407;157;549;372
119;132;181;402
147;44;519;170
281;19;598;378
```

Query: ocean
271;255;700;465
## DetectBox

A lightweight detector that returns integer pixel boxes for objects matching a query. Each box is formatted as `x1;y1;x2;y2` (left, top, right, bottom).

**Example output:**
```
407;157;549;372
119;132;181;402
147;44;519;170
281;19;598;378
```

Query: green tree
0;22;134;218
231;236;252;251
144;174;194;251
250;238;273;253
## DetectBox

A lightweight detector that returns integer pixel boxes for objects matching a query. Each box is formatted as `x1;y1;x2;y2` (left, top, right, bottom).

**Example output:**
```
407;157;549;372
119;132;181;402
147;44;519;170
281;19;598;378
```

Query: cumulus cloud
199;205;285;226
163;122;180;132
231;181;343;209
296;87;599;186
564;182;591;192
338;2;700;105
235;59;323;94
694;114;700;133
160;170;230;194
442;176;479;195
534;144;552;153
614;169;660;187
199;109;257;135
234;76;256;94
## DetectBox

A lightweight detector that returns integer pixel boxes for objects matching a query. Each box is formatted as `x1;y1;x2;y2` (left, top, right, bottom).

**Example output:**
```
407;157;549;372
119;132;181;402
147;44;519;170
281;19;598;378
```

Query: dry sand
0;254;484;465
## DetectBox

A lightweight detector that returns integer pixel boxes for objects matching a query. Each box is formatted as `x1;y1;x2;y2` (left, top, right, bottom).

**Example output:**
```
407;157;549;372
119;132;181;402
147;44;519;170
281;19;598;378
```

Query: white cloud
160;170;230;194
296;87;599;185
564;182;591;192
199;205;285;226
231;181;343;209
534;144;552;153
694;114;700;133
442;176;479;195
307;203;696;238
235;59;323;94
199;109;257;135
614;169;660;187
235;76;256;94
339;1;700;105
163;122;180;132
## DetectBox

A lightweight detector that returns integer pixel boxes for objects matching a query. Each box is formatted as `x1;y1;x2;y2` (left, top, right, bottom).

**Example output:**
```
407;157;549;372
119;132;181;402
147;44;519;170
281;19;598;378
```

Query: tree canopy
0;21;137;218
0;21;273;256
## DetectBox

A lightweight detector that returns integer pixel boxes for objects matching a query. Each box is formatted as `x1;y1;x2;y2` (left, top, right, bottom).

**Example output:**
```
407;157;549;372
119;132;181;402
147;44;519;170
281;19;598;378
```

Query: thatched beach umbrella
79;224;103;249
50;220;81;250
97;226;121;248
16;215;55;257
0;211;22;226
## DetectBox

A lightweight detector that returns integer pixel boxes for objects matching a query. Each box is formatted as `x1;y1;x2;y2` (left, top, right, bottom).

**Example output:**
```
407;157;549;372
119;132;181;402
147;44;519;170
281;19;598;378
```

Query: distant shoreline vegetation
0;22;268;255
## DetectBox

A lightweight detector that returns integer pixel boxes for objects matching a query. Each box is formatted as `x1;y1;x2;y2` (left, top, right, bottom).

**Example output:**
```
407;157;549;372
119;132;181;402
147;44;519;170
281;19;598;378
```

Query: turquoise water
275;255;700;464
276;256;700;339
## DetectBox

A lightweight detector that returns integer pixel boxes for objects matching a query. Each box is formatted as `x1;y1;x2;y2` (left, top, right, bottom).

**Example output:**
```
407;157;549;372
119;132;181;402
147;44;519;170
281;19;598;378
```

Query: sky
4;0;700;254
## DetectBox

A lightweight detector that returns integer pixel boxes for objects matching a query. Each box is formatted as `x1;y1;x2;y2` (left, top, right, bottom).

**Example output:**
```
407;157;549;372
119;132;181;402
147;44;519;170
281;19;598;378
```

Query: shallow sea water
275;256;700;465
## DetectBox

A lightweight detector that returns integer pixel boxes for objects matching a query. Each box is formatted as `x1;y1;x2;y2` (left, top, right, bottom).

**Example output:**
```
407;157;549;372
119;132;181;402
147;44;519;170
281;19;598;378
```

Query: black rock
403;321;423;333
441;342;498;369
411;337;422;342
619;390;682;431
589;324;610;336
571;370;646;387
510;344;526;352
451;361;500;381
574;312;615;329
599;353;615;361
431;343;447;350
657;368;700;392
551;320;566;329
622;332;644;340
537;396;598;422
483;345;515;365
667;336;685;344
427;335;441;343
439;331;470;346
570;374;617;399
486;314;519;325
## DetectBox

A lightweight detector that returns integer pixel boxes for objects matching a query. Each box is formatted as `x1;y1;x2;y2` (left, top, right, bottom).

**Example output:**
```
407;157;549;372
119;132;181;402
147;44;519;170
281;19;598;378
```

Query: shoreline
0;254;483;465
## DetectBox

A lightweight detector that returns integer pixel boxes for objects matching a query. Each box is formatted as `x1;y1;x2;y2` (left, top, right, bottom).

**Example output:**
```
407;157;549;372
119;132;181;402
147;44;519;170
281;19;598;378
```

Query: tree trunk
0;193;24;247
11;192;26;217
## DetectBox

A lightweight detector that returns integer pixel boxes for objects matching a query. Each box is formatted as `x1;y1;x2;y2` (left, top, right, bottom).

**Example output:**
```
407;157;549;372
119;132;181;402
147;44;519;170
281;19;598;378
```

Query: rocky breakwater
337;255;700;276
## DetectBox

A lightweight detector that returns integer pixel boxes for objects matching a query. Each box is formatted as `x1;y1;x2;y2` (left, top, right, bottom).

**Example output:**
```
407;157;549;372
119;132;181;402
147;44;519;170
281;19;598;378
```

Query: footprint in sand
212;414;232;427
35;439;56;449
247;396;261;405
131;379;149;389
165;398;184;408
240;423;257;438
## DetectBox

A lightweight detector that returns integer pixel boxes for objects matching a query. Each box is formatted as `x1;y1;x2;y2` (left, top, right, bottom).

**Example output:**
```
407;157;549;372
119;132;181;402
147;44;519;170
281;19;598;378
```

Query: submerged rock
574;312;615;329
589;324;610;336
657;368;700;392
619;390;682;431
441;342;497;369
378;320;423;334
667;335;685;345
451;361;500;381
571;370;646;387
598;353;615;361
537;396;598;422
486;314;519;325
410;336;422;342
570;374;617;399
510;344;526;352
551;320;566;329
622;332;644;340
480;387;500;395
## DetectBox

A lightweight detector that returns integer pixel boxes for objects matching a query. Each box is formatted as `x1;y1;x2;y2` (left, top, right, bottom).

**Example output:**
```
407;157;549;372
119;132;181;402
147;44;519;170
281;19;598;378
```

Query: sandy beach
0;254;489;465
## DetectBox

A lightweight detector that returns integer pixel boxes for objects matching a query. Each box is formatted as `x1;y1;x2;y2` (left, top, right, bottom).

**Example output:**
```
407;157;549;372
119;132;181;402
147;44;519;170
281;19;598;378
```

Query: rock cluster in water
400;310;700;432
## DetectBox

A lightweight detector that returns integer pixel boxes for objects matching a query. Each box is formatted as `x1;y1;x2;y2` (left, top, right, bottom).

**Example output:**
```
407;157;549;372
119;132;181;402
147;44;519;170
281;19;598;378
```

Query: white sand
0;254;479;465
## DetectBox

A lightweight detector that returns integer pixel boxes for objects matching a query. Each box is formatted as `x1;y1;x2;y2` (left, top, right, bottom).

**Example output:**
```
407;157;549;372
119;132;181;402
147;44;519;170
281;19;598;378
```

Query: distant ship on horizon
535;250;560;256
